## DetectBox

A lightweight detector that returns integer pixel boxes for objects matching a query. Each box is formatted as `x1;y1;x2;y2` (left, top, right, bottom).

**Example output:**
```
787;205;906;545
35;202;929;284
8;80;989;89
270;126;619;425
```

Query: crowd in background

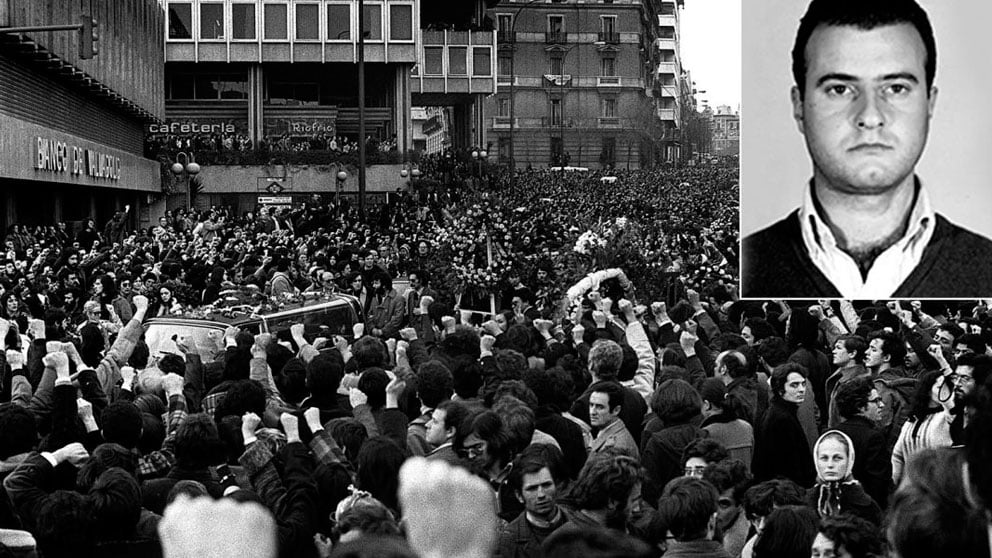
2;157;988;558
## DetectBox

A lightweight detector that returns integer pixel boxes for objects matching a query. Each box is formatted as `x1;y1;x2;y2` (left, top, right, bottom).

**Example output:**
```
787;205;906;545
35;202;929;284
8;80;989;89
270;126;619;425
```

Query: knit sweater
891;410;953;486
742;211;992;297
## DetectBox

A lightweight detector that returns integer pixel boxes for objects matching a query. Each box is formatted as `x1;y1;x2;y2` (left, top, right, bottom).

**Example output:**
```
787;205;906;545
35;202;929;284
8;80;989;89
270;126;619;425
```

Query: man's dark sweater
742;211;992;297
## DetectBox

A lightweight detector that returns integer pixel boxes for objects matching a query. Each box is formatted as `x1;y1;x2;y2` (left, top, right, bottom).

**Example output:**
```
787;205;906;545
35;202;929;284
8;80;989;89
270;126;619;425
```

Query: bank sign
34;137;121;181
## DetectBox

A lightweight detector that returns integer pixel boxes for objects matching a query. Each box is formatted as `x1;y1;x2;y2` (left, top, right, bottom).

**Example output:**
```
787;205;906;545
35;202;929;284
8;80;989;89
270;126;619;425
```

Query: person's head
756;336;790;370
541;527;654;558
408;269;427;290
353;336;387;370
425;399;470;447
357;368;390;410
174;413;224;470
588;339;623;381
459;411;513;471
509;445;566;521
865;330;906;370
88;467;143;542
588;381;624;430
100;401;144;449
657;476;719;542
812;514;885;558
954;333;987;360
681;438;729;478
790;1;938;201
741;318;776;346
953;353;992;404
35;491;96;558
935;323;963;351
493;395;537;453
714;350;748;383
742;479;809;533
416;360;454;409
770;362;807;404
888;448;991;558
814;430;855;484
565;454;642;529
834;376;883;423
752;505;819;558
335;495;401;544
650;378;702;425
832;335;867;367
306;352;345;398
355;437;406;513
703;458;752;534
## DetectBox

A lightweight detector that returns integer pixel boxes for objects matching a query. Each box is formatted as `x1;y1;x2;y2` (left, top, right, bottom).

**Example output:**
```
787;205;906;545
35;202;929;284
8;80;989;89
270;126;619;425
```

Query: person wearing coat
752;363;816;488
805;430;882;526
367;272;406;340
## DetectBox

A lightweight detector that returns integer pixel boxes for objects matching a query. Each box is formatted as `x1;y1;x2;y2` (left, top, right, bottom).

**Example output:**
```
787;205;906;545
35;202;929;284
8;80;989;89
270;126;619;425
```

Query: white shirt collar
799;178;935;298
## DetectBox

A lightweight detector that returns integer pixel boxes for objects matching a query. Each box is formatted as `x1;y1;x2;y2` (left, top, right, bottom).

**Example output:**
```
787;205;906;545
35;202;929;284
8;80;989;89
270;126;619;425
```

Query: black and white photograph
741;0;992;299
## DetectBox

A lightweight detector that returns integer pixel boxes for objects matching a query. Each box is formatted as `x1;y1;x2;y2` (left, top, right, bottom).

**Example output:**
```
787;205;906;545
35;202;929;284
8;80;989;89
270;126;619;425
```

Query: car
143;289;365;364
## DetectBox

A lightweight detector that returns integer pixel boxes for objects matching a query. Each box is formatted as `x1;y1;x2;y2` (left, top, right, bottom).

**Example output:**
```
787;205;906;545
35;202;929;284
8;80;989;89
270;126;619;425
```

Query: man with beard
367;272;405;339
948;353;992;444
552;453;643;535
495;446;569;558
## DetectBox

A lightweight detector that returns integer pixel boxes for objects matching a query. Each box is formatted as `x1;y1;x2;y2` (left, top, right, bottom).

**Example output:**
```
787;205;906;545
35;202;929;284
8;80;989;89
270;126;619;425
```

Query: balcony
657;108;677;121
497;30;515;44
545;31;567;44
658;84;679;98
598;117;621;128
658;14;678;28
657;38;677;52
597;76;621;87
597;31;620;44
657;61;679;75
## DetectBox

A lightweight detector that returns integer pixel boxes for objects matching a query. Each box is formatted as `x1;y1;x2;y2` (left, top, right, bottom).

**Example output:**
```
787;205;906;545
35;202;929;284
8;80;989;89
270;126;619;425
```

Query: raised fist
592;311;608;329
27;319;46;340
533;319;553;334
617;299;634;316
352;323;365;338
5;349;25;369
290;323;306;340
400;328;418;341
132;294;149;311
441;316;457;333
304;407;323;432
162;373;185;396
385;338;397;354
481;335;496;353
241;412;262;435
76;398;94;421
808;305;825;321
250;344;267;360
601;297;614;316
572;324;586;343
349;387;368;408
279;412;300;441
481;320;502;336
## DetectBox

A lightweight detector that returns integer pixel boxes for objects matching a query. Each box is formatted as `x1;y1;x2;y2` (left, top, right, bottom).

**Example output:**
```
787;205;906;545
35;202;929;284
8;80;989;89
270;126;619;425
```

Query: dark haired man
743;0;992;297
656;476;731;558
833;376;891;509
864;329;917;451
495;447;568;557
587;381;639;459
425;400;469;464
826;334;869;428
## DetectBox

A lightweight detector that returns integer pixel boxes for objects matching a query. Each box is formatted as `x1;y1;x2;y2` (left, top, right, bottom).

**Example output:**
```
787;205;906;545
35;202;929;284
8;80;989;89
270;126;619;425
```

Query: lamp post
335;170;347;205
471;149;487;187
358;0;367;218
506;0;544;173
170;152;200;212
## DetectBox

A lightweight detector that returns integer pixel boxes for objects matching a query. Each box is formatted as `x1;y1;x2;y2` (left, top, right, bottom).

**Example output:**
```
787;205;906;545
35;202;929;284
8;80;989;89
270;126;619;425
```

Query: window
473;47;491;76
496;97;510;117
601;57;616;77
601;16;616;35
602;98;617;118
168;3;193;39
389;5;413;40
268;81;319;104
264;4;288;40
186;74;249;100
449;47;467;75
601;137;616;165
497;14;512;32
167;74;195;99
548;15;563;34
424;47;444;75
327;3;351;40
550;99;562;126
497;53;512;76
550;53;564;76
295;4;319;40
200;3;224;40
551;136;564;163
363;3;382;41
232;4;256;40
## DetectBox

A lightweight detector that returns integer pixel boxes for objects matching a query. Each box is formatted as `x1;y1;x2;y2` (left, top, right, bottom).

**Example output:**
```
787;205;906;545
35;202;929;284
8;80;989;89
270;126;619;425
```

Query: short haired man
826;335;869;428
833;376;891;509
587;381;639;460
495;447;569;557
425;400;468;465
742;0;992;297
656;477;732;558
864;330;918;452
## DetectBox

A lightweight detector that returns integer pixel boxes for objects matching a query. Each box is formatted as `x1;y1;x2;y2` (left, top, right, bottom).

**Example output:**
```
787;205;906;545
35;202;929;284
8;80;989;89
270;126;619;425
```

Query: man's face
537;270;548;282
793;23;936;197
589;392;620;428
782;372;807;404
935;329;955;351
715;488;741;533
953;364;977;400
832;340;854;366
953;343;974;361
904;342;920;368
517;467;558;519
409;274;422;290
864;388;884;422
463;433;492;468
741;326;755;346
811;532;838;558
864;338;887;368
425;408;449;447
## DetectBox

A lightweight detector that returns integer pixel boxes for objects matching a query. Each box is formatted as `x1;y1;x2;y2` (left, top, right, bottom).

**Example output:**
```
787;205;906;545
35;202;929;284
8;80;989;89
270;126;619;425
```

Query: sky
678;0;741;112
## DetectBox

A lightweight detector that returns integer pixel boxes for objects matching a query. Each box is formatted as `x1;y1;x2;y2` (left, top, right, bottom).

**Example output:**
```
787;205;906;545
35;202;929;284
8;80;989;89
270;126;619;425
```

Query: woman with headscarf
805;430;881;526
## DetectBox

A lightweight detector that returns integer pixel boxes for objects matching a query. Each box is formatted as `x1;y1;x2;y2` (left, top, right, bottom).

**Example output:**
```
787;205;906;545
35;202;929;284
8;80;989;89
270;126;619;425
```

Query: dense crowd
6;160;990;558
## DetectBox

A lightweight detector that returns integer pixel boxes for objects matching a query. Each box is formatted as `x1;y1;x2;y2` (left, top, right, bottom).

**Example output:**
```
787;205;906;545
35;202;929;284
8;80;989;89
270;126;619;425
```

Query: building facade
711;104;738;158
485;0;681;170
0;0;165;233
159;0;495;213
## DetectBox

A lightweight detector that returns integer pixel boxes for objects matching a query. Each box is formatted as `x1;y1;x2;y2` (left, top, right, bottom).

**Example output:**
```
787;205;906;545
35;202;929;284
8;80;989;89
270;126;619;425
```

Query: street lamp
170;152;200;212
335;170;347;205
471;149;487;187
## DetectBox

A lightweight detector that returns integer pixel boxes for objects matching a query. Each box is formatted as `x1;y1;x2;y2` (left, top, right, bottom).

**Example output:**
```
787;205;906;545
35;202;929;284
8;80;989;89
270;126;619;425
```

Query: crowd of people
3;158;990;557
145;133;400;166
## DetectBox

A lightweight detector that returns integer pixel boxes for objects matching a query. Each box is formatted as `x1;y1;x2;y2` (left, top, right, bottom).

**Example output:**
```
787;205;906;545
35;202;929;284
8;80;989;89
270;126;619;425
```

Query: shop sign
34;137;121;181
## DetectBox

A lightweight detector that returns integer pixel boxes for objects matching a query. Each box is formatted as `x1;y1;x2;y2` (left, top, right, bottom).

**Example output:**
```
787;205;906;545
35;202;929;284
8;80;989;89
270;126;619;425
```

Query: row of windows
168;1;413;42
494;96;618;120
496;54;618;78
495;13;618;35
420;47;491;77
165;74;341;104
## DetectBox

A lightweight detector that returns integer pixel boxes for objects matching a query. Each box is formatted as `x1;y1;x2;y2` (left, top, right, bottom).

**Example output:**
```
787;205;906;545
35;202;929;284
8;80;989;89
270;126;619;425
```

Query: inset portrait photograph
741;0;992;298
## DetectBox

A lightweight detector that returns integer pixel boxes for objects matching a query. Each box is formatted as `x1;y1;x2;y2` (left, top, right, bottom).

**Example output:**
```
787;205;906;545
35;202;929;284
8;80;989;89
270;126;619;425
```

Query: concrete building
0;0;164;233
159;0;496;214
656;0;685;162
711;104;738;158
486;0;677;170
412;105;451;154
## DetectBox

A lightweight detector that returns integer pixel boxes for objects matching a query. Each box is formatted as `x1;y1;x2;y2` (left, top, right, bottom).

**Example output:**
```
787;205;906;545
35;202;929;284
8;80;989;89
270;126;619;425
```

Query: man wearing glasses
947;353;992;445
833;377;890;509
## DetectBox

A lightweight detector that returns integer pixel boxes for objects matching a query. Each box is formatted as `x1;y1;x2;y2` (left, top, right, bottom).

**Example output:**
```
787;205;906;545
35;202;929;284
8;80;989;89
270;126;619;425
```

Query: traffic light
78;15;98;59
